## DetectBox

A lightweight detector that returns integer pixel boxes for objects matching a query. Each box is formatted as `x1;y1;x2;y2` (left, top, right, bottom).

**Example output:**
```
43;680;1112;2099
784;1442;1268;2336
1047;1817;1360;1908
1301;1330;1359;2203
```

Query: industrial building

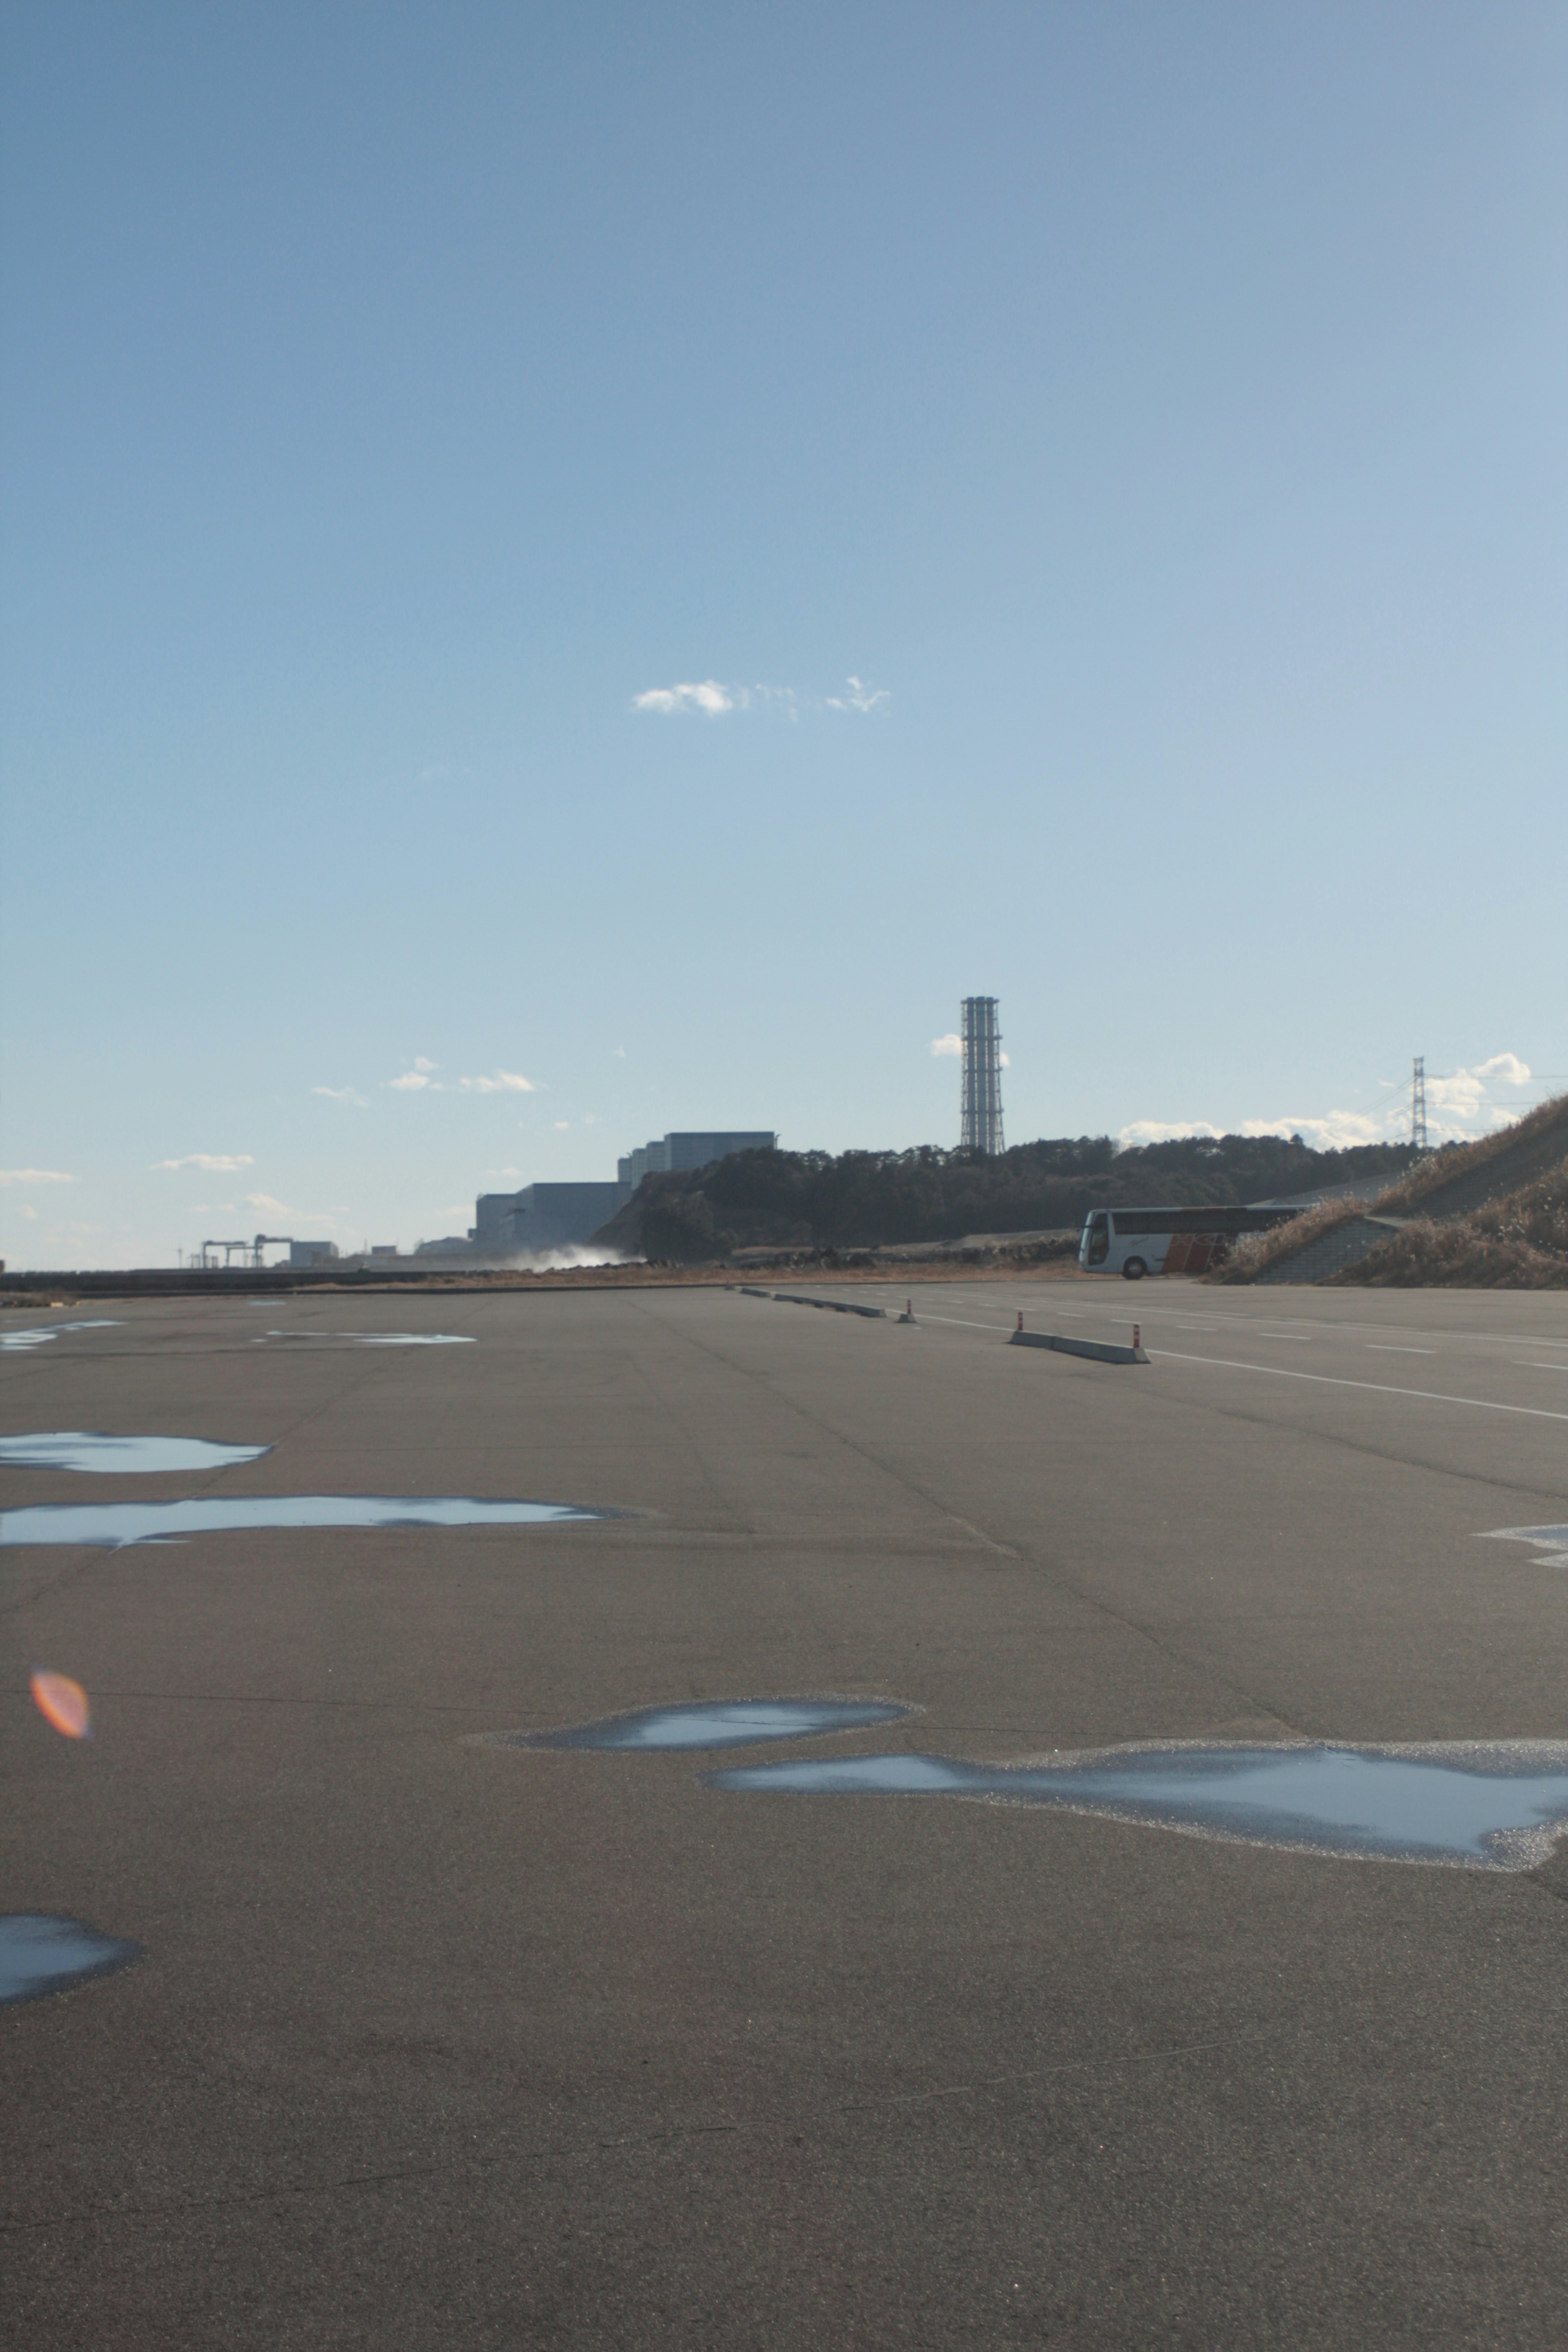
472;1182;631;1255
617;1131;776;1187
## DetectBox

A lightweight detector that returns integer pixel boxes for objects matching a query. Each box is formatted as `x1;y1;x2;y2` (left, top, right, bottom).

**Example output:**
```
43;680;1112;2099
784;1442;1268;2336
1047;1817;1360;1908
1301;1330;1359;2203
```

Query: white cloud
553;1119;570;1129
1115;1056;1539;1154
455;1069;535;1094
388;1060;534;1095
483;1166;523;1179
1424;1054;1534;1138
633;676;886;720
313;1085;369;1107
1117;1114;1384;1151
930;1036;1007;1062
20;1204;37;1219
154;1153;255;1172
0;1167;74;1185
825;675;891;714
612;1047;626;1057
244;1194;292;1216
634;679;739;717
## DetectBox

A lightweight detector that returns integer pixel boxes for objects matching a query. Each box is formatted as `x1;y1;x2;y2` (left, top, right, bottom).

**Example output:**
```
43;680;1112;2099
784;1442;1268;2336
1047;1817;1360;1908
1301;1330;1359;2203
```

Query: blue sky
3;2;1564;1266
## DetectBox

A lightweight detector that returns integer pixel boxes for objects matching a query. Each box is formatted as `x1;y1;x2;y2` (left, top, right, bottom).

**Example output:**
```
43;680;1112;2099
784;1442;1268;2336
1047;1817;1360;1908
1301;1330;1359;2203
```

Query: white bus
1078;1204;1301;1279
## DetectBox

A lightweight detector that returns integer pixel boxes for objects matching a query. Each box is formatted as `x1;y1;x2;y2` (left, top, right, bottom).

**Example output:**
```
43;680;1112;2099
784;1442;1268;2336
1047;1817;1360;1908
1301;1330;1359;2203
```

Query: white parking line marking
1367;1345;1435;1354
1149;1349;1568;1424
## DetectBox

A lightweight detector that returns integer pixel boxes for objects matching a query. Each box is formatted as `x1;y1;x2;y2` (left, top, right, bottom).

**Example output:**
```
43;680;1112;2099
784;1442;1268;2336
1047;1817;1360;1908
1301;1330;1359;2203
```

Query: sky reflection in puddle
254;1331;474;1347
0;1494;613;1547
0;1915;143;2005
706;1741;1568;1869
0;1432;269;1474
1483;1524;1568;1569
0;1321;120;1353
484;1697;916;1751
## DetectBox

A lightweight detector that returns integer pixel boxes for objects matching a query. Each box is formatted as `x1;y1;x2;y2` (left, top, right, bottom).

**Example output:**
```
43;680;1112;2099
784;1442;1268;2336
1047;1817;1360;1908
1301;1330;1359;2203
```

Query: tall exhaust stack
960;996;1004;1154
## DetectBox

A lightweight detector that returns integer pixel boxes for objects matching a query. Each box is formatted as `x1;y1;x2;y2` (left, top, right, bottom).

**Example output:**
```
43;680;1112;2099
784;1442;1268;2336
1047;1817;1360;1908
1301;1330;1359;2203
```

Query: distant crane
249;1234;295;1266
198;1239;252;1268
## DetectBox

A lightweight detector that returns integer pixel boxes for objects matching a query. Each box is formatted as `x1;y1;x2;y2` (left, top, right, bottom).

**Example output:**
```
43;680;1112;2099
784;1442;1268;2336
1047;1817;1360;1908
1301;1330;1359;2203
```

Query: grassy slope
1221;1094;1568;1286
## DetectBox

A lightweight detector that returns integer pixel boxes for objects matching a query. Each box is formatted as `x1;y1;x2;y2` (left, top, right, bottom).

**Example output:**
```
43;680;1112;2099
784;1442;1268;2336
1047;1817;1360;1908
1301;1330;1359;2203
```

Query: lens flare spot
31;1670;91;1740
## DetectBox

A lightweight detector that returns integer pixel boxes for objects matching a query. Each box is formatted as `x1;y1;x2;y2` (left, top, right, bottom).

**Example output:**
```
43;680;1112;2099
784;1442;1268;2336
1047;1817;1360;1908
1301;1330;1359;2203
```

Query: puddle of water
254;1332;474;1347
706;1740;1568;1870
0;1915;143;2006
0;1494;615;1548
0;1321;120;1354
1483;1524;1568;1569
483;1697;916;1752
0;1432;269;1474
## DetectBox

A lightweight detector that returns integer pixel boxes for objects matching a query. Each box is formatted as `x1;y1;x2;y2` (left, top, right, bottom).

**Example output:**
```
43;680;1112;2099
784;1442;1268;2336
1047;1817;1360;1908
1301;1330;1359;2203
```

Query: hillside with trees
595;1135;1420;1264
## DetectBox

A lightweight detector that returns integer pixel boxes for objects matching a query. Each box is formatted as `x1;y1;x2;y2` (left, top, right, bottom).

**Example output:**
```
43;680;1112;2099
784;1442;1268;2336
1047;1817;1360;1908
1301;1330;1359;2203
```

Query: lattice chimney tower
960;997;1005;1155
1412;1055;1429;1154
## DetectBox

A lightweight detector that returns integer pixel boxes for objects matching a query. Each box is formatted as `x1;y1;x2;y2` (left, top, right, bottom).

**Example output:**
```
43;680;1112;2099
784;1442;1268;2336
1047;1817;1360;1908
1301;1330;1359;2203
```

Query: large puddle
254;1332;475;1347
0;1321;120;1354
705;1740;1568;1870
0;1432;270;1474
481;1698;916;1752
1484;1524;1568;1569
0;1494;615;1548
0;1915;143;2006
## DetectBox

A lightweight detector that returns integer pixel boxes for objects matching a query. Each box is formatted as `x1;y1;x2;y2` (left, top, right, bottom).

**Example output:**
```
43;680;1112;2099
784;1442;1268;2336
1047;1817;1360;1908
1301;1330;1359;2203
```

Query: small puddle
0;1494;616;1548
254;1332;474;1347
0;1321;120;1354
706;1740;1568;1870
0;1432;270;1474
481;1697;915;1752
0;1915;143;2006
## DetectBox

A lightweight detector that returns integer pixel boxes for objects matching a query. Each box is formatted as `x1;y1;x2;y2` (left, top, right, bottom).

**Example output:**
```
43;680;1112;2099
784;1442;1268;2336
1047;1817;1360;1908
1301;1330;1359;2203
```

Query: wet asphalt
4;1278;1568;2350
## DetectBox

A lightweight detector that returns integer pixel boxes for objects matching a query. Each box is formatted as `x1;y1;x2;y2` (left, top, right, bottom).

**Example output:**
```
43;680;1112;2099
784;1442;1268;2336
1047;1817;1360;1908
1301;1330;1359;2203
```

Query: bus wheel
1123;1258;1147;1280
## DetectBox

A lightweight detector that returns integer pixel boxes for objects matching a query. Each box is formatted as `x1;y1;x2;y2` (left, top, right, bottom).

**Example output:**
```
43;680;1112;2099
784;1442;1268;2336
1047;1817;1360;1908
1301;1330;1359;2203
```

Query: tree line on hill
594;1134;1421;1263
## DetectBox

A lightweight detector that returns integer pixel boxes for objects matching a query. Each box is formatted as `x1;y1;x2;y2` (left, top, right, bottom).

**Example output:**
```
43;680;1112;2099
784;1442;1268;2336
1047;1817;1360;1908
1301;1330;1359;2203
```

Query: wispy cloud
243;1193;344;1226
454;1070;534;1094
387;1058;534;1095
154;1153;256;1172
0;1167;74;1185
931;1034;962;1058
825;675;891;714
633;675;888;719
313;1085;369;1107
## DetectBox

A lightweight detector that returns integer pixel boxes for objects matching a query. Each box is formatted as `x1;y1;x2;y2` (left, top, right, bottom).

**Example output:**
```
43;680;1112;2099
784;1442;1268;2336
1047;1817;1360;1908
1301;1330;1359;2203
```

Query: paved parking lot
5;1278;1568;2348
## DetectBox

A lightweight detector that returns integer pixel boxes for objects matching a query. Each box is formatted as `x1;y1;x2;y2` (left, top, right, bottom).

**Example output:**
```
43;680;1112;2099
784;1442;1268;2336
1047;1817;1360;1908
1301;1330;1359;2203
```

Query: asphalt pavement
4;1276;1568;2349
